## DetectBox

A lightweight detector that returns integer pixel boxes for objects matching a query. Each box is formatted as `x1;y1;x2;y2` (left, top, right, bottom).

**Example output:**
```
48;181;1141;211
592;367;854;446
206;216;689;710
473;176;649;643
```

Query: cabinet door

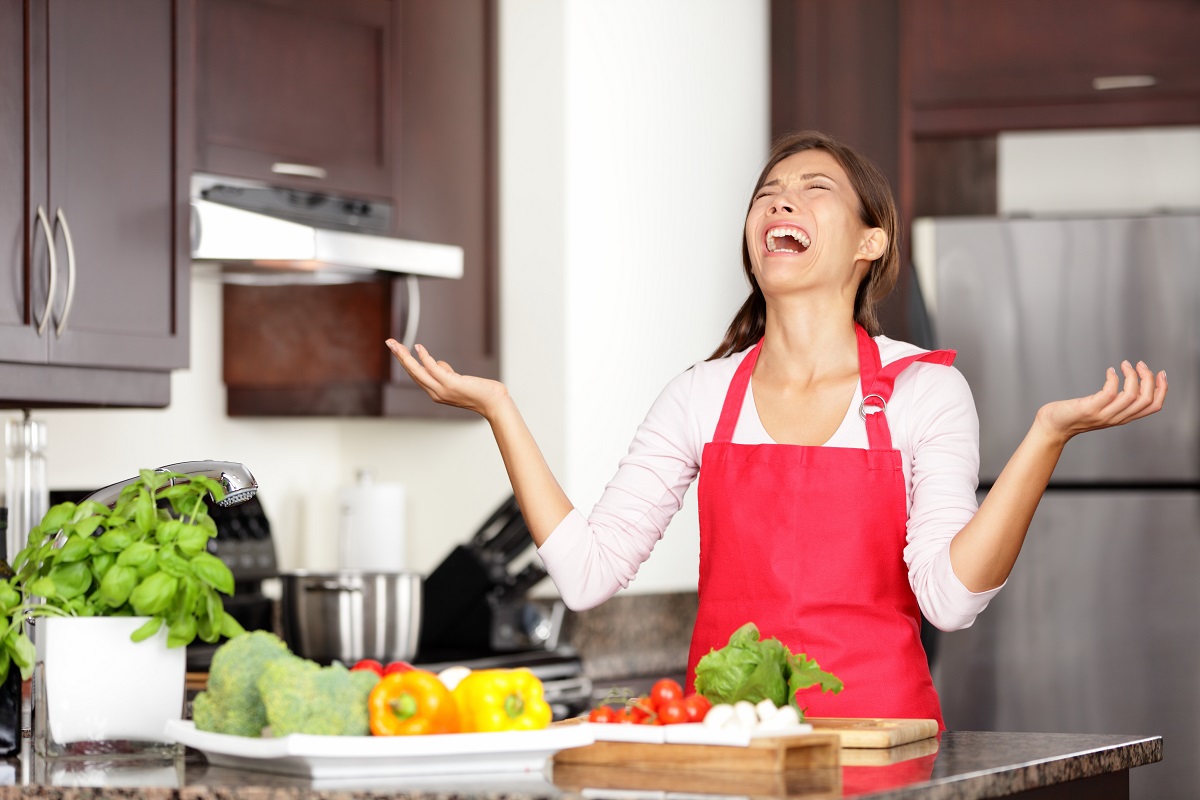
195;0;394;199
0;0;51;363
905;0;1200;133
384;0;497;416
44;0;190;371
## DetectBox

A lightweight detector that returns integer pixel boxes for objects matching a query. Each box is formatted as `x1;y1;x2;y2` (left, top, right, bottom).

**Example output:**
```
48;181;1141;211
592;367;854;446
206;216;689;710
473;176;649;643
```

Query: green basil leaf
116;541;158;570
130;616;163;643
57;534;94;564
130;572;178;616
8;631;34;673
89;552;116;583
175;524;209;557
180;576;200;615
218;611;245;640
204;586;222;622
139;468;165;492
0;649;10;685
39;503;75;535
134;489;157;534
167;615;197;648
49;562;92;600
75;500;112;520
27;576;57;600
156;545;190;579
73;516;105;537
196;613;219;644
98;564;138;608
0;582;20;611
155;519;184;546
97;527;133;553
190;553;234;595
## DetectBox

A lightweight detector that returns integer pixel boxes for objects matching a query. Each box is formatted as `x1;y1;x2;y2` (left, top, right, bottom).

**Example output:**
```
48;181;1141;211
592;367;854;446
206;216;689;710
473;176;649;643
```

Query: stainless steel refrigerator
913;213;1200;800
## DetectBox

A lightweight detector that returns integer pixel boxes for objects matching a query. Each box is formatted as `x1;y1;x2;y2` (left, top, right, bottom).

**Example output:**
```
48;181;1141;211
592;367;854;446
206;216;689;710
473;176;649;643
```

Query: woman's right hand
385;339;511;419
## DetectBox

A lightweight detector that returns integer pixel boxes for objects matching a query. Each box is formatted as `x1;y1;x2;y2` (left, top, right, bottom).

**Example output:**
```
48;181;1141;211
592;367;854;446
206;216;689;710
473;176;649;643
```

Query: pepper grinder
5;410;48;564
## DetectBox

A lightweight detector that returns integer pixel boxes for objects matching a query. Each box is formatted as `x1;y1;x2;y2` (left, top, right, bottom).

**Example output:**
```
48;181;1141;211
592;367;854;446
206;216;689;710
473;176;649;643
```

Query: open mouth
765;226;811;253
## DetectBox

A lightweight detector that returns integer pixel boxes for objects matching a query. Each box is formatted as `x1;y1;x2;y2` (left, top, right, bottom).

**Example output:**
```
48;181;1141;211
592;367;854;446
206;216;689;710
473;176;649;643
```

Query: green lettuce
693;622;843;712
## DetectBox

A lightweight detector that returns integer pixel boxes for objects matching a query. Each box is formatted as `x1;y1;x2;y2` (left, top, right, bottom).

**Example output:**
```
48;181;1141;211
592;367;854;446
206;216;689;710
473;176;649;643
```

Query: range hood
189;176;463;284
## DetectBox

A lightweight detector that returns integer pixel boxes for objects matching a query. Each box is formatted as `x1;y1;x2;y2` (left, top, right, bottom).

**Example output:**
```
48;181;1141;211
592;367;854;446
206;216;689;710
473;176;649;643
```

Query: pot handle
305;580;364;593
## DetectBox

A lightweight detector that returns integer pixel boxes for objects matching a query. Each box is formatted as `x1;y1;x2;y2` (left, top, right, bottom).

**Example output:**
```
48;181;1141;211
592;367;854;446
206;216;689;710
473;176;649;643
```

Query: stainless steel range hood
189;176;463;284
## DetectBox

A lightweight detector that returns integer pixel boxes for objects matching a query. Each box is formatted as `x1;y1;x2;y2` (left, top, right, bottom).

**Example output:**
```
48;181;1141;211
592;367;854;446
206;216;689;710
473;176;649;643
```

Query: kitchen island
0;730;1161;799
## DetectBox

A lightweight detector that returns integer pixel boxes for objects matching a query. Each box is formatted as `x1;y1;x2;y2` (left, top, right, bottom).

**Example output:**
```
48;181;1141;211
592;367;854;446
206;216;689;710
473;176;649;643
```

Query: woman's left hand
1036;360;1167;445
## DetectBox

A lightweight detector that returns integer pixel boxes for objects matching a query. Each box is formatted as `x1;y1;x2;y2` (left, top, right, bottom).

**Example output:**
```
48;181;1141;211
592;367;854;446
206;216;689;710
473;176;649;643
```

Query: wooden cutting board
553;732;840;772
806;717;939;748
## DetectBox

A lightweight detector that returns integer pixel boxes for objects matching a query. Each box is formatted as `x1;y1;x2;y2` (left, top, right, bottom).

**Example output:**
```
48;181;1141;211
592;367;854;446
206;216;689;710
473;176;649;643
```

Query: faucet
81;460;258;508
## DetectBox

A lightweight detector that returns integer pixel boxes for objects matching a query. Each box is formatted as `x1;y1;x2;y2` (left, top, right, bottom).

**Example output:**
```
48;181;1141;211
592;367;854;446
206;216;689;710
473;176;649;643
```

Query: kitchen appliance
190;174;463;283
913;213;1200;800
278;570;422;665
415;495;591;719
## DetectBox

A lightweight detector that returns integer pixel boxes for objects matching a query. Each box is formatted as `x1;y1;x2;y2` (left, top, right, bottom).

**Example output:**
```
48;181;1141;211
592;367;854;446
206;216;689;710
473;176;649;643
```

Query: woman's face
744;149;883;299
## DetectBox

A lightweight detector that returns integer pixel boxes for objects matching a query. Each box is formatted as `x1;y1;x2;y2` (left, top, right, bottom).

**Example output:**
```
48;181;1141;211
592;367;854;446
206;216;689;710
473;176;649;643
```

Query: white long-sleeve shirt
537;335;1003;631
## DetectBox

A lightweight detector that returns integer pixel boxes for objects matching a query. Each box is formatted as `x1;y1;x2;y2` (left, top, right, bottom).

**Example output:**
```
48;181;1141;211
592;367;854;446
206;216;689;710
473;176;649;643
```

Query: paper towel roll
338;475;406;571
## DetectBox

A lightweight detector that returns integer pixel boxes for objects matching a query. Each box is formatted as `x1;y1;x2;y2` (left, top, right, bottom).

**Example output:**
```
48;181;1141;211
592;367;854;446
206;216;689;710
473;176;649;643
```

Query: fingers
1095;360;1168;427
385;339;453;401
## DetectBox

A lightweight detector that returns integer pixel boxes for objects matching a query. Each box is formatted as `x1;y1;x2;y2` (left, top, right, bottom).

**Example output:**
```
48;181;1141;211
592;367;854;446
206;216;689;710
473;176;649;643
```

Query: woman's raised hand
1036;359;1167;445
385;339;511;419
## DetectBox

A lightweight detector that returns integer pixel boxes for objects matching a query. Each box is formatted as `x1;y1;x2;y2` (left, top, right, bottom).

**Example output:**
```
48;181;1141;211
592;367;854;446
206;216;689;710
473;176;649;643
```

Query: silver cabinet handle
1092;75;1157;91
34;206;58;337
271;162;328;180
401;274;421;351
54;208;77;337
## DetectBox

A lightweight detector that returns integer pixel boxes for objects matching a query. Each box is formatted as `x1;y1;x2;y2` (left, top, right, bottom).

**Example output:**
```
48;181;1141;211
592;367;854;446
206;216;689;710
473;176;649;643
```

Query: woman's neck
757;296;861;383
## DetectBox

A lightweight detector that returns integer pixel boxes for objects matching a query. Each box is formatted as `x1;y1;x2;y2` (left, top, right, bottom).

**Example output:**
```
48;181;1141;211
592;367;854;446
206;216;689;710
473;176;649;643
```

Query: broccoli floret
192;631;298;737
257;658;380;737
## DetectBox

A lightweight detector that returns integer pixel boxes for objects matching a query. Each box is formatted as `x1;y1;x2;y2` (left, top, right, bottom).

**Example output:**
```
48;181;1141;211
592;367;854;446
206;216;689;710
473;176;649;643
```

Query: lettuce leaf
694;622;843;712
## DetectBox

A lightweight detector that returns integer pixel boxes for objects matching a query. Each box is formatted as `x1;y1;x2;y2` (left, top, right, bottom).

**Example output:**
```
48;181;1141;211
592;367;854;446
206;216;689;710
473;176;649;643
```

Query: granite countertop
0;729;1162;799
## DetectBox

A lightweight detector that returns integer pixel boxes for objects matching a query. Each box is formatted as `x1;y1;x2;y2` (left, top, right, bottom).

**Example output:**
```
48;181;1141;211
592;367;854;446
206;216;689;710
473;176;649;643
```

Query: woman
386;131;1167;726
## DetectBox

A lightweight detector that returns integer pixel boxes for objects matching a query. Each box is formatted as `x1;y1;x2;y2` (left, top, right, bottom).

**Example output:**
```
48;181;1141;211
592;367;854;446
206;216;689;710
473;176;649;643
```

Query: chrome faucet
81;460;258;508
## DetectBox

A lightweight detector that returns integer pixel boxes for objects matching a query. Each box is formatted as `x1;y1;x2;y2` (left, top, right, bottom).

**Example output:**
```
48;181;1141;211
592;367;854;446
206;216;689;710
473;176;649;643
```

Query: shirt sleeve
901;362;1004;630
536;367;703;610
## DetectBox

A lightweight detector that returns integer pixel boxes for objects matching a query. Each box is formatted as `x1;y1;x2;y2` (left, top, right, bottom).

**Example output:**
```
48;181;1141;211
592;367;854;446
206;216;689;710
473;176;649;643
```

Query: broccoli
192;631;298;737
257;658;380;737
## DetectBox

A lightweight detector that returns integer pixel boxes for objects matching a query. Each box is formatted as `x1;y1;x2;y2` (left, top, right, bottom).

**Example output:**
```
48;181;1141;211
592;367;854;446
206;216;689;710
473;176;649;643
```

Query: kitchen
0;0;1196;798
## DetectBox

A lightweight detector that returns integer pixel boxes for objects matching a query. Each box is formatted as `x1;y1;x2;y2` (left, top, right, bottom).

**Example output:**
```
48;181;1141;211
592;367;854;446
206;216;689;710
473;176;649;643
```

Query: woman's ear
858;228;888;261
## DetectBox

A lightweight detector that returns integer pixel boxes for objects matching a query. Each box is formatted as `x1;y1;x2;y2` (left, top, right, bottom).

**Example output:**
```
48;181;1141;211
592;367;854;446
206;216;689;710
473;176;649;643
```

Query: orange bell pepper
368;669;460;736
451;667;553;732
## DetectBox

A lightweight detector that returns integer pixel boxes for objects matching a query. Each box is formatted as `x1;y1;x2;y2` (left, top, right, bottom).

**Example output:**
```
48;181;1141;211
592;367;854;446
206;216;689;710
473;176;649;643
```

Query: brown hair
707;130;900;360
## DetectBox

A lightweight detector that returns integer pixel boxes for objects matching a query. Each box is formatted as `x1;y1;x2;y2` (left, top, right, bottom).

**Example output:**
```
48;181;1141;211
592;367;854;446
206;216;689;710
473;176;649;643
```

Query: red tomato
613;708;632;724
650;678;684;708
658;698;689;725
587;706;617;723
383;660;414;675
351;659;384;676
683;693;712;723
627;697;656;724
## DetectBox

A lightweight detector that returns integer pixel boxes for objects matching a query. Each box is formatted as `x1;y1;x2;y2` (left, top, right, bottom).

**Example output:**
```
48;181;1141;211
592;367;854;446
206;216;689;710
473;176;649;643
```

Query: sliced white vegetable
702;703;736;729
733;700;759;731
757;704;801;729
755;698;778;721
437;665;471;691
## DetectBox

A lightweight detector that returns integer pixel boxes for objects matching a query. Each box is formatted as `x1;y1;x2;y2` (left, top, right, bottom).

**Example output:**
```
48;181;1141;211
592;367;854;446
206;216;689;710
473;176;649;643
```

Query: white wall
25;1;770;595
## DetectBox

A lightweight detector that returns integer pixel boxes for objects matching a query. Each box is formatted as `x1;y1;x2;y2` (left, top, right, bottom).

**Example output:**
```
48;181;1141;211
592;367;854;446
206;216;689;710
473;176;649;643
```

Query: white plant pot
33;616;185;758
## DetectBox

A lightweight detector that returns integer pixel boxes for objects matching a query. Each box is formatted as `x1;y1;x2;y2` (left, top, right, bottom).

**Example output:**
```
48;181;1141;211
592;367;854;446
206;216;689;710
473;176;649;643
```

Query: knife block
417;545;496;657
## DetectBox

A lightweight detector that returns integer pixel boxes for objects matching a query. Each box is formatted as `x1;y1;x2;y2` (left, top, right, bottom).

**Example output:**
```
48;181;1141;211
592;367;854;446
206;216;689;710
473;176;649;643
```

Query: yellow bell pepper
452;667;552;732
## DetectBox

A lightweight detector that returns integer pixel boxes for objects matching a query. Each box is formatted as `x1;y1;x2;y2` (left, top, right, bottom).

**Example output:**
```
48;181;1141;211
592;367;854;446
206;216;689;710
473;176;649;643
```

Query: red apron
688;325;955;727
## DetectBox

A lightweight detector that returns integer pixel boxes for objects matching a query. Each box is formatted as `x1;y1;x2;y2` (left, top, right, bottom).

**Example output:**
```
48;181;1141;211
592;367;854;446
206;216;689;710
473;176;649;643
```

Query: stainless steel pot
279;570;422;664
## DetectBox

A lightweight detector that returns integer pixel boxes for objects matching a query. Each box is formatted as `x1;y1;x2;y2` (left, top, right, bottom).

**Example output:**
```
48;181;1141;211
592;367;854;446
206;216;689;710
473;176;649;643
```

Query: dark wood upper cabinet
217;0;497;418
904;0;1200;134
0;0;189;408
194;0;395;199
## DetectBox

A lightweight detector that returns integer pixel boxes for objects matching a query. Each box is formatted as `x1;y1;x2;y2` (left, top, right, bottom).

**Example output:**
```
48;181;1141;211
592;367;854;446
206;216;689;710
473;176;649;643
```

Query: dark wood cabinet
194;0;395;200
904;0;1200;135
0;0;190;407
771;0;1200;343
219;0;497;418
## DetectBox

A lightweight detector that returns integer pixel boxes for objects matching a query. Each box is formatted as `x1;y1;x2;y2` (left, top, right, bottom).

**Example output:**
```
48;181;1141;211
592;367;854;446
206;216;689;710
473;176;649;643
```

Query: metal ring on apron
859;393;887;419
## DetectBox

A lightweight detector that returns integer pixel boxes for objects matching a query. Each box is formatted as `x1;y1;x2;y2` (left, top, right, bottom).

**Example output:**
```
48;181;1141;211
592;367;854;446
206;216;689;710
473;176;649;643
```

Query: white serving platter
165;720;596;779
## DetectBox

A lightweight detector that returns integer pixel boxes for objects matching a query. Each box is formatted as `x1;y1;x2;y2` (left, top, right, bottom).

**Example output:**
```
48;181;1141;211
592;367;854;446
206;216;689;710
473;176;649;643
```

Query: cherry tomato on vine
628;697;658;725
658;698;689;725
683;693;712;722
649;678;684;708
587;705;618;723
